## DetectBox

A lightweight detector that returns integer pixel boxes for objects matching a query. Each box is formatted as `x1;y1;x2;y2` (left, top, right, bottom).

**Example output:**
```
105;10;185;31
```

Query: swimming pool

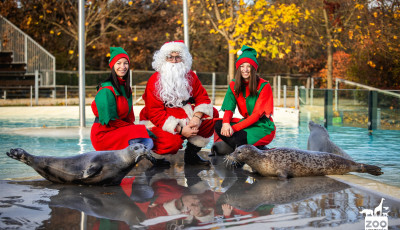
0;107;399;187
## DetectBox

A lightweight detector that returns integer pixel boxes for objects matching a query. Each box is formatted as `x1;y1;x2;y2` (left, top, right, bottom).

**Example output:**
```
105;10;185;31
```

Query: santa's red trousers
150;107;219;155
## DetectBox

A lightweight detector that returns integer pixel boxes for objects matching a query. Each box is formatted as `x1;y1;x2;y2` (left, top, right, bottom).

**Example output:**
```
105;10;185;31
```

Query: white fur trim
163;199;181;215
160;41;187;54
162;116;180;134
237;50;243;56
139;120;155;129
162;116;188;134
182;104;194;118
189;181;210;195
194;103;213;118
195;209;215;223
188;135;211;148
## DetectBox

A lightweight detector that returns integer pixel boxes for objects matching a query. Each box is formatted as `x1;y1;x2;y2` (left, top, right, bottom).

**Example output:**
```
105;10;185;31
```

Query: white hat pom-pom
237;50;243;56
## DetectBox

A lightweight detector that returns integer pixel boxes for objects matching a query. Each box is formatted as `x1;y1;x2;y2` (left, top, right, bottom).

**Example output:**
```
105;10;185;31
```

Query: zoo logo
360;198;389;230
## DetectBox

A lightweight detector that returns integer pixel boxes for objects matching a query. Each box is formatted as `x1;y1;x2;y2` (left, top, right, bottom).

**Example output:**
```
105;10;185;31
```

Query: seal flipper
81;164;103;179
6;148;34;166
276;170;288;179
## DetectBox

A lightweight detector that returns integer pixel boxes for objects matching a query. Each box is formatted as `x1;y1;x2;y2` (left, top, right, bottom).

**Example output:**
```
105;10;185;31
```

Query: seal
5;143;148;186
217;176;350;212
49;184;146;225
226;145;383;178
307;120;353;160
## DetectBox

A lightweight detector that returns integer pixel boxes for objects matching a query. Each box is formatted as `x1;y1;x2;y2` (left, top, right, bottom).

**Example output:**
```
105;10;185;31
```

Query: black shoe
146;155;171;167
184;142;210;166
256;145;269;150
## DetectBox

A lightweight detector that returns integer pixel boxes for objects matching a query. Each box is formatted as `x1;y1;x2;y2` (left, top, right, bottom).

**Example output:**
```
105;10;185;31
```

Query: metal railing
0;15;56;86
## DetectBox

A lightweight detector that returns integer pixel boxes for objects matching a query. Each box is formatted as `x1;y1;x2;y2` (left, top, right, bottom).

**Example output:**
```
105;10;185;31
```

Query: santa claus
140;40;218;165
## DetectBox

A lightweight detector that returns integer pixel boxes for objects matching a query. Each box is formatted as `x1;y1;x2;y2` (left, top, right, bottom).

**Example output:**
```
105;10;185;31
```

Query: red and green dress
219;78;275;146
90;79;149;151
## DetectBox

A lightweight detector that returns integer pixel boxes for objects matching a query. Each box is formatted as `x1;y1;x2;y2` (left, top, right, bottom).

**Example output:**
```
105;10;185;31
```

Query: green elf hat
235;45;259;70
109;47;130;69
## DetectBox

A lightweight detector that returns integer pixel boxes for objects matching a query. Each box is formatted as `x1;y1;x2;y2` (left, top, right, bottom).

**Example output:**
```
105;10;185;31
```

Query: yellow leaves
304;9;311;20
177;20;182;25
69;50;74;55
118;35;122;38
394;36;398;40
133;37;138;41
370;23;375;26
348;30;353;40
128;1;133;6
165;32;170;39
367;61;376;68
39;15;43;19
50;30;54;34
57;32;61;36
295;40;301;45
26;17;32;26
92;45;96;49
106;53;110;57
355;4;364;10
373;12;378;18
85;22;89;26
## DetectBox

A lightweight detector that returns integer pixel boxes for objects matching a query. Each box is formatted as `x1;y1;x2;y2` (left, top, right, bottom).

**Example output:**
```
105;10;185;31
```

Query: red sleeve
108;119;131;128
190;71;214;117
222;110;233;123
142;73;172;129
232;83;273;132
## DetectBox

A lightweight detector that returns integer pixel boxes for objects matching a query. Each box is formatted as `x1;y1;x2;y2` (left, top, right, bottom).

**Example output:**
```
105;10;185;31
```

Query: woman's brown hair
98;68;132;98
234;65;259;97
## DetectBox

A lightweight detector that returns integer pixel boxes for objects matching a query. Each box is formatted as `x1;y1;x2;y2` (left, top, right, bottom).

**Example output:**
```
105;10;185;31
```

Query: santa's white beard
156;62;192;108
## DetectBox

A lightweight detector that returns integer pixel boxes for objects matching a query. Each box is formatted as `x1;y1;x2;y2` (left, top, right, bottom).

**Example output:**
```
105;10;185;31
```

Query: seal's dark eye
134;146;139;150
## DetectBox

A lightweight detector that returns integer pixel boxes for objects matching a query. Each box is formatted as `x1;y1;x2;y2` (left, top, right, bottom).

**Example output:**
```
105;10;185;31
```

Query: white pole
35;70;39;105
65;85;68;106
183;0;189;50
283;85;287;108
295;85;298;110
277;75;281;106
78;0;86;127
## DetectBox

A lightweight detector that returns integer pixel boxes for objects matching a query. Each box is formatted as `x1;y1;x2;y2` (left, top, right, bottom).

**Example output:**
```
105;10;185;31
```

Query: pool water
0;116;399;187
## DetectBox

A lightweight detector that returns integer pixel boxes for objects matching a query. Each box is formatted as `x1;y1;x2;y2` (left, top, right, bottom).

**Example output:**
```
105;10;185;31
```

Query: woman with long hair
91;47;168;165
214;45;276;154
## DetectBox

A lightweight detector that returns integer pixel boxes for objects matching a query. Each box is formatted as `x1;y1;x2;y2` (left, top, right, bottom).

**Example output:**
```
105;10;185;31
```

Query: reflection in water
0;157;400;229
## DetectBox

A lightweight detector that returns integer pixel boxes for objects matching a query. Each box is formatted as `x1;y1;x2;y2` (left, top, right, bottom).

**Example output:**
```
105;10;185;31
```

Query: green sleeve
95;88;118;125
221;86;237;111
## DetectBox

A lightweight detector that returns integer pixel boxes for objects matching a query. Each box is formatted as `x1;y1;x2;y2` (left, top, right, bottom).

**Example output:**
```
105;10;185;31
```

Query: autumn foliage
0;0;399;89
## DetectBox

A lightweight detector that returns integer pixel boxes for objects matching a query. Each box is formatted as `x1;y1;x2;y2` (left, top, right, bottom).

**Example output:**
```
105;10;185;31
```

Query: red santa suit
139;41;218;155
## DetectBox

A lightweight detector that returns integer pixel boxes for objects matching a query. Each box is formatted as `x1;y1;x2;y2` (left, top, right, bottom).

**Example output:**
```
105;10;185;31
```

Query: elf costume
91;47;150;151
215;45;275;148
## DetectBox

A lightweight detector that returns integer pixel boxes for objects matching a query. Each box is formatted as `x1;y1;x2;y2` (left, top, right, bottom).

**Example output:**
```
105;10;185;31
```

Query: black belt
182;97;195;106
94;117;99;123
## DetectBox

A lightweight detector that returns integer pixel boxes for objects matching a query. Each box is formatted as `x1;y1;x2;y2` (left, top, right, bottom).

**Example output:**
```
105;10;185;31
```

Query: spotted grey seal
5;143;148;186
307;120;353;160
226;145;383;178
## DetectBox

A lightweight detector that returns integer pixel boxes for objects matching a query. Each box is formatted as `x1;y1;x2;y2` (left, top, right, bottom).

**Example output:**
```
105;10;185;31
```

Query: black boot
184;142;210;166
146;154;171;167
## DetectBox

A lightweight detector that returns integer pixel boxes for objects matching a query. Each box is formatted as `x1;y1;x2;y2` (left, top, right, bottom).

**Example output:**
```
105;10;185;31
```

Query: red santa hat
152;40;192;72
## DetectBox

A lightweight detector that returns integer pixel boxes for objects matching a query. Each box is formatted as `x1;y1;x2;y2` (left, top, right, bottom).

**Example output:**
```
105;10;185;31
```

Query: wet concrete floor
1;150;400;229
